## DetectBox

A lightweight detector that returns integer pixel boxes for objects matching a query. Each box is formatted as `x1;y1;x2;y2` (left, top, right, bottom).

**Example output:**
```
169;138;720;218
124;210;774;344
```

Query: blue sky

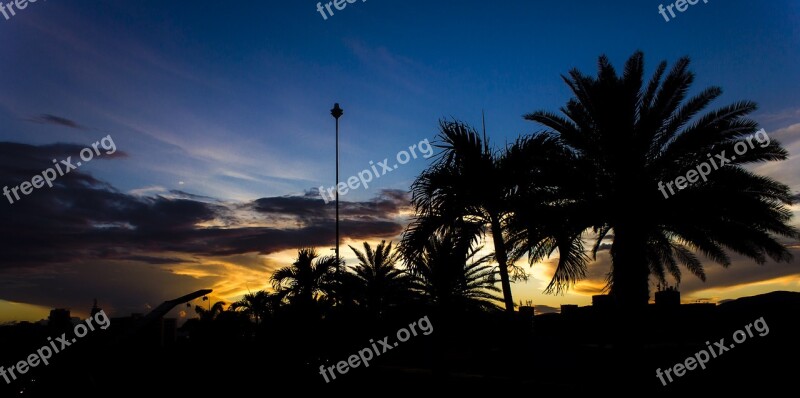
1;0;799;320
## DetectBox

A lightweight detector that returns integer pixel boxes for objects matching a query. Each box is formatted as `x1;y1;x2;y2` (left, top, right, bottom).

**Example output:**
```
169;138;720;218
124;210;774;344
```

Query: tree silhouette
270;248;340;309
403;120;520;312
194;301;226;321
406;227;502;312
229;290;276;326
348;240;410;319
503;133;591;296
519;51;799;308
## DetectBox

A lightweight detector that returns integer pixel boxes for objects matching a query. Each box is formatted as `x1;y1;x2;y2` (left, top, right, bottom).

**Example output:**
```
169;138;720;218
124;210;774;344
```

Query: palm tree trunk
490;214;515;312
609;225;650;310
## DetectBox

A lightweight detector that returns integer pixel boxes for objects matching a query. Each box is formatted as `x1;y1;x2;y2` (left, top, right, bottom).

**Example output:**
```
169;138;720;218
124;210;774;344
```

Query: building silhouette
655;286;681;308
90;299;103;318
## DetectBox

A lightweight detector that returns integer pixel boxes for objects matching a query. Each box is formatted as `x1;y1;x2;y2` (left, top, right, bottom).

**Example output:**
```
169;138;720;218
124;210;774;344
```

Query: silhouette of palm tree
518;51;799;309
403;120;519;312
348;240;409;318
407;227;502;312
324;267;363;311
503;133;591;295
270;248;340;308
194;301;226;321
229;290;275;326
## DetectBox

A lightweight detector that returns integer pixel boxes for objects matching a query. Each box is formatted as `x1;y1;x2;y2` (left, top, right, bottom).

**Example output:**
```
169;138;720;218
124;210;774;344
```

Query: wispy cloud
26;114;87;130
344;39;435;95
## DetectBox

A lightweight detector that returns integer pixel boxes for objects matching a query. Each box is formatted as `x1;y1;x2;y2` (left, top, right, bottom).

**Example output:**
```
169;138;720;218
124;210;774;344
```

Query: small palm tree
349;240;410;318
229;290;275;326
407;227;502;312
195;301;226;321
270;248;340;308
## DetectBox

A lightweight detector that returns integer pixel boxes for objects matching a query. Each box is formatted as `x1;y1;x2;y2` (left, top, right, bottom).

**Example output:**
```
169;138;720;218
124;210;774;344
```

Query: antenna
482;109;487;146
482;109;490;153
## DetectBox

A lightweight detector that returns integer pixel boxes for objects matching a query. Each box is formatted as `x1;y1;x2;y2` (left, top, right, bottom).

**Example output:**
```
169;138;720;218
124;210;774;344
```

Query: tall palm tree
195;301;226;321
270;248;340;308
229;290;275;326
517;51;799;309
407;227;502;312
403;120;518;312
348;240;409;318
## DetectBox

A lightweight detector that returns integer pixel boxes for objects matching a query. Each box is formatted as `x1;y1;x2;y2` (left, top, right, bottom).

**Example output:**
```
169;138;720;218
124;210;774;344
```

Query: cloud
0;141;412;316
26;114;87;130
119;255;193;265
344;39;435;95
753;122;800;192
532;232;800;304
757;108;800;124
0;261;213;318
534;305;560;315
677;247;800;295
0;142;409;272
595;243;612;252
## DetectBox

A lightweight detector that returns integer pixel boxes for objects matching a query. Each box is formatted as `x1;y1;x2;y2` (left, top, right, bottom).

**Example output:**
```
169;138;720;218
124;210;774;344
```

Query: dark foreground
1;291;797;396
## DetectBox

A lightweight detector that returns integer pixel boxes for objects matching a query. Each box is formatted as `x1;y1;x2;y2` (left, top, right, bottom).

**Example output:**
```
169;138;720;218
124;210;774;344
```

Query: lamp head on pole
331;103;343;119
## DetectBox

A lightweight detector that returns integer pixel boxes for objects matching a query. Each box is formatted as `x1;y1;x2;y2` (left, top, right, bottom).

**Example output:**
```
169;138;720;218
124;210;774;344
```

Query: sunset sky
1;0;798;322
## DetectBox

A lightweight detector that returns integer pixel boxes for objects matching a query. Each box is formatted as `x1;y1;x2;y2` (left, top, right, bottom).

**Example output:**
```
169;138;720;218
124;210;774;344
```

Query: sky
0;0;799;322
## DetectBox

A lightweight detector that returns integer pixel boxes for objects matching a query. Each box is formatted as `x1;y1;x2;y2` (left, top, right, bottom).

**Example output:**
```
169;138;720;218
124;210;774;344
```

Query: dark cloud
118;255;193;265
26;114;87;130
0;142;408;272
534;305;560;315
0;142;127;179
595;243;612;252
167;190;222;203
252;188;409;224
559;234;800;301
251;195;328;222
676;248;800;295
341;189;410;220
0;142;410;315
0;261;211;318
184;221;403;257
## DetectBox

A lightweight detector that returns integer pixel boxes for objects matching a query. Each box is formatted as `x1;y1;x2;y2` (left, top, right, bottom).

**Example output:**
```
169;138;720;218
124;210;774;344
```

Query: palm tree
517;51;799;309
503;133;592;295
407;227;502;312
348;240;409;318
403;120;519;312
195;301;226;321
229;290;275;326
270;248;340;308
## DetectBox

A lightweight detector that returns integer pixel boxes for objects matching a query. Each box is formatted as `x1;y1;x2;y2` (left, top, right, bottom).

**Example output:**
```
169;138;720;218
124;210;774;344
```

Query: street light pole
331;103;343;267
